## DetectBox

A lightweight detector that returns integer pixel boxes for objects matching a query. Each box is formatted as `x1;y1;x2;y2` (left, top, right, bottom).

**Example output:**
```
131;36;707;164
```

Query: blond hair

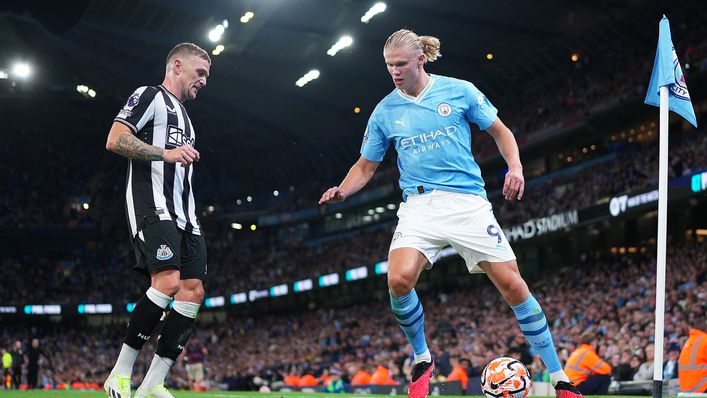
166;42;211;70
384;29;441;63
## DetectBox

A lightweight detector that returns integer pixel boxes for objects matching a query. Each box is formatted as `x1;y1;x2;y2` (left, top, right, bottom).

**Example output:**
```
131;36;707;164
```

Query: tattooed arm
106;122;199;165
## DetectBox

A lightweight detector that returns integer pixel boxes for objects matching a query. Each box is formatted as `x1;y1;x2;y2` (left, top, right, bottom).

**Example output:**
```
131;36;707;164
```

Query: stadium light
335;213;342;219
327;36;353;56
0;70;8;79
241;11;254;23
208;24;225;42
231;222;242;230
246;195;252;202
212;44;225;56
12;62;31;79
295;69;320;87
222;19;229;29
82;203;89;210
361;2;386;23
77;84;97;99
273;190;279;196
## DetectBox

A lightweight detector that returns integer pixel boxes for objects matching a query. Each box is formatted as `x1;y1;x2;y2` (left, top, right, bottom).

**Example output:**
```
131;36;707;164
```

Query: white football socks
137;355;174;392
111;344;140;377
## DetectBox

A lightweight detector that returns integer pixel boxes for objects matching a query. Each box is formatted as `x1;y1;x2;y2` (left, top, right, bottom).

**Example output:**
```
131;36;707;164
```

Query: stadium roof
0;0;689;194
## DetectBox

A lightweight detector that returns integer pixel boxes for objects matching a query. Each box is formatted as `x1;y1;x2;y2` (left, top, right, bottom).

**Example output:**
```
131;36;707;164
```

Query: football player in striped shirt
104;43;210;398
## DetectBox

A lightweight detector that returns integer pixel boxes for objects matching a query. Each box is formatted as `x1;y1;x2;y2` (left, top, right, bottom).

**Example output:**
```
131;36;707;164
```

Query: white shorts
389;190;516;273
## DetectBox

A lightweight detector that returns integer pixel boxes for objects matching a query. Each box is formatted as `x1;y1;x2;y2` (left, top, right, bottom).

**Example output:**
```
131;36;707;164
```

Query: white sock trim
549;369;570;385
146;287;172;309
173;300;200;319
414;349;432;364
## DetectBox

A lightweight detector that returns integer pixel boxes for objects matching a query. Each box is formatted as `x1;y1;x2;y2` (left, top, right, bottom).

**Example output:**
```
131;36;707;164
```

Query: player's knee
178;281;205;303
190;285;205;302
388;274;414;297
503;276;529;304
151;271;181;297
157;282;180;298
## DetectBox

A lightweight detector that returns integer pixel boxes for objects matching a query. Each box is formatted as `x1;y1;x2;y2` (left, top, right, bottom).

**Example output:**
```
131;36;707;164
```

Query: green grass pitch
0;391;653;398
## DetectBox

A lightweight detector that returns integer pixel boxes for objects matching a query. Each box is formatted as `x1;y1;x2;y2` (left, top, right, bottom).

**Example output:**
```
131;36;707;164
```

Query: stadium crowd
2;117;705;305
2;2;706;394
2;239;704;390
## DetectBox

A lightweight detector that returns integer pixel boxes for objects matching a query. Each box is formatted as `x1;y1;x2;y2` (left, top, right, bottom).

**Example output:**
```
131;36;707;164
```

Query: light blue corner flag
644;15;697;128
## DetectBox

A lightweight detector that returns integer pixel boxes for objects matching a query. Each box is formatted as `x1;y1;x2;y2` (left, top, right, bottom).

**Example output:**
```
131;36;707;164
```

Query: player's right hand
163;146;200;165
319;186;346;204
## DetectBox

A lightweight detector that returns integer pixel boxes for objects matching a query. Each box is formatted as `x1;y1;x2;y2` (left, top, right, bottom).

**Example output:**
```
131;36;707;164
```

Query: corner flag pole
645;15;697;398
652;84;669;398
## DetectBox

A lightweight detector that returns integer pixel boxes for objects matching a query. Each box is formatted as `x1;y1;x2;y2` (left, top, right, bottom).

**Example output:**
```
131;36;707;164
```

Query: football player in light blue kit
319;29;584;398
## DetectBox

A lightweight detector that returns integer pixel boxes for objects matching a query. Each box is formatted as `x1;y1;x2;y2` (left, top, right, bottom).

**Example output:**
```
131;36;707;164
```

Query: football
480;357;532;398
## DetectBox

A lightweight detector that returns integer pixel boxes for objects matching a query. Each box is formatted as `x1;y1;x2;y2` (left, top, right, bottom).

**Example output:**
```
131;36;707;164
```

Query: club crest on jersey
671;47;690;101
437;103;452;116
156;244;173;261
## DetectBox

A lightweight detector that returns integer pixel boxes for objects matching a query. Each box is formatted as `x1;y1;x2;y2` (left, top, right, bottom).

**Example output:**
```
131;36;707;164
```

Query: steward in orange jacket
447;363;469;390
351;369;372;385
370;365;398;385
564;332;612;395
679;326;707;393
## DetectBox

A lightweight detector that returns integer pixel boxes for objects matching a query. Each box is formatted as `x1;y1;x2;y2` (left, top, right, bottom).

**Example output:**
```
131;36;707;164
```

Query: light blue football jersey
361;74;498;201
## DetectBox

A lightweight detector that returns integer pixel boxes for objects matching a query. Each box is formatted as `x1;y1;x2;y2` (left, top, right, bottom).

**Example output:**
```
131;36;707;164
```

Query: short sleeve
360;110;389;162
114;86;158;134
464;82;498;131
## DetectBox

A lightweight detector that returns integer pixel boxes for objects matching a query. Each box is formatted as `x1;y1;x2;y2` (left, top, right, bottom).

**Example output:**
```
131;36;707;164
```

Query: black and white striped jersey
114;85;201;238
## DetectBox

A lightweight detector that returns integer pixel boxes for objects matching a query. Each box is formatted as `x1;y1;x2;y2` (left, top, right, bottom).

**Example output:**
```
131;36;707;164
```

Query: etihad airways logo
400;125;457;155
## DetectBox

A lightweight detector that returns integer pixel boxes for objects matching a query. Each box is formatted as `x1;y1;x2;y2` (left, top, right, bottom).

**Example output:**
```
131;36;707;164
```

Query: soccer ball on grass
480;356;532;398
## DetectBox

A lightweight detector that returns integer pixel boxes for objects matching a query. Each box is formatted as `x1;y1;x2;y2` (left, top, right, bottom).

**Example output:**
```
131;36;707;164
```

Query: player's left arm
485;117;524;200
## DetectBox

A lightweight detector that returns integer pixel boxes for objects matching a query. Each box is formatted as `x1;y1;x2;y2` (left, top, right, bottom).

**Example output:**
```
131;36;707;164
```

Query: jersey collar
159;85;183;104
396;74;436;103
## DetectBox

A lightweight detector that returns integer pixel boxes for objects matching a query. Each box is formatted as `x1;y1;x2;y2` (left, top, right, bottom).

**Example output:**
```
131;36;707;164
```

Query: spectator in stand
663;343;680;380
611;352;633;382
632;343;654;381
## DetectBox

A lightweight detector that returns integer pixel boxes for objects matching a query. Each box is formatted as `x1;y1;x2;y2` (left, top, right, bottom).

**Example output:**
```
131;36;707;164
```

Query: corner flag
644;15;697;127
